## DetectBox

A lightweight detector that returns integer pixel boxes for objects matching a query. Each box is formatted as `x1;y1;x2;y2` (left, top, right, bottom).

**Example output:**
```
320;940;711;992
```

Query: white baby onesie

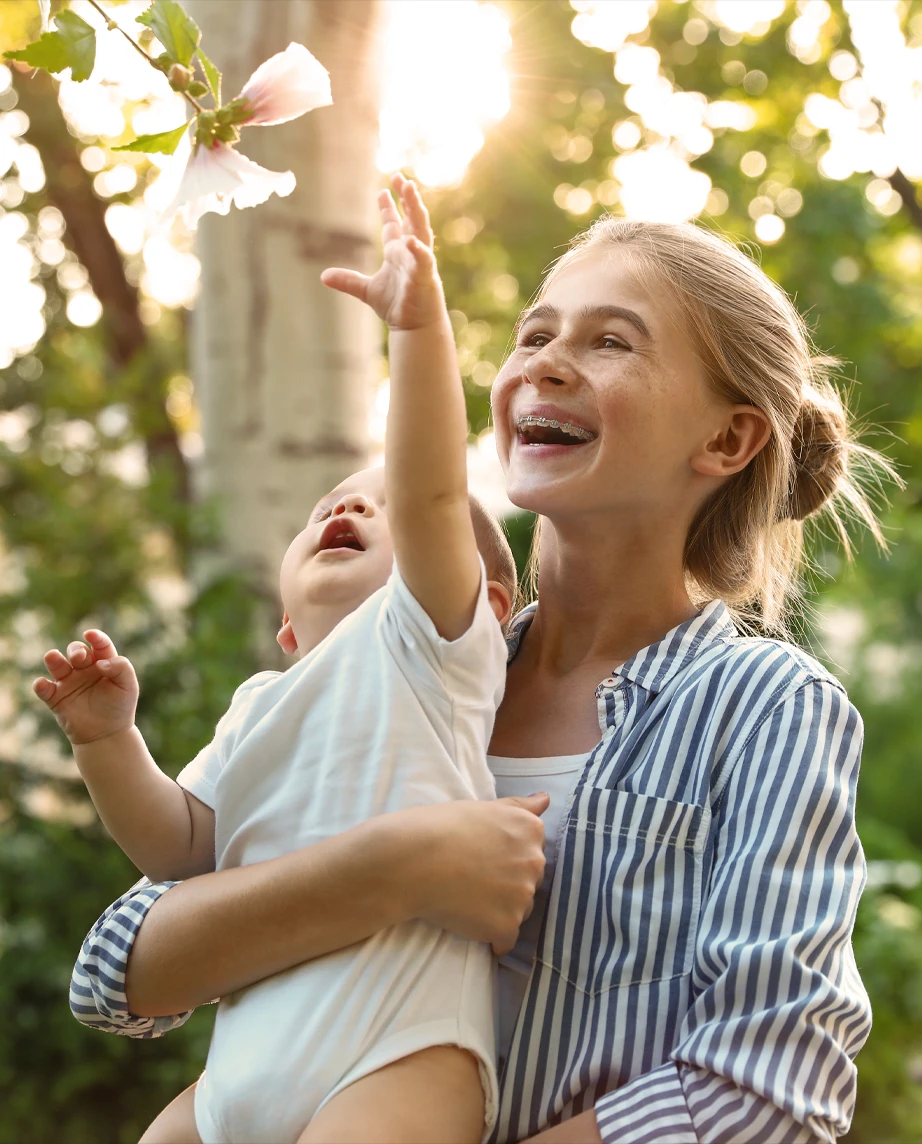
177;562;507;1144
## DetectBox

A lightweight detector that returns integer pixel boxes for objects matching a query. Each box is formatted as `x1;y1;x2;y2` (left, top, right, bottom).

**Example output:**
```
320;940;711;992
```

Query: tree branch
887;168;922;233
11;65;189;503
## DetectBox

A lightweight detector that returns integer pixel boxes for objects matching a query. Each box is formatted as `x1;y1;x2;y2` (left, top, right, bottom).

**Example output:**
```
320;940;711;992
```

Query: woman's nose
523;347;572;389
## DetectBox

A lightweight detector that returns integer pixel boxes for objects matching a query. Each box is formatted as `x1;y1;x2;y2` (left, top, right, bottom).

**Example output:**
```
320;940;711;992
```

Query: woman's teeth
516;415;595;444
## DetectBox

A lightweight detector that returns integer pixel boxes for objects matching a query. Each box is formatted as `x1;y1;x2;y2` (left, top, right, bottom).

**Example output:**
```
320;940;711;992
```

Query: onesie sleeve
384;557;508;713
175;671;278;808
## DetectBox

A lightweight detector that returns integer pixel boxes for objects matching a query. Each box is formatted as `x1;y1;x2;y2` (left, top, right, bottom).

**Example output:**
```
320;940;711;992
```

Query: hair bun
786;381;848;520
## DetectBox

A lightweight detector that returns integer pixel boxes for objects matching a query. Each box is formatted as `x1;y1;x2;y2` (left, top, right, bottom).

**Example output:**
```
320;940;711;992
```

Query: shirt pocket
540;785;707;996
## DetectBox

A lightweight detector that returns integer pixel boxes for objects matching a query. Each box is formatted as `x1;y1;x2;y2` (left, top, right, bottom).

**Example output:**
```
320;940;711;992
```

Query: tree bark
186;0;382;646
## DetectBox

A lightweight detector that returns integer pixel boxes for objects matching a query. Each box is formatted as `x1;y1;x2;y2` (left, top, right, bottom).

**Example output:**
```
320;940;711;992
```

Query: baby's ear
486;581;513;628
277;613;298;655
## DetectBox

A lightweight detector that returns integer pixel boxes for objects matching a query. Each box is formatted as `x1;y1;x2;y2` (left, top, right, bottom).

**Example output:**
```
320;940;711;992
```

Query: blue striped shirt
70;599;870;1142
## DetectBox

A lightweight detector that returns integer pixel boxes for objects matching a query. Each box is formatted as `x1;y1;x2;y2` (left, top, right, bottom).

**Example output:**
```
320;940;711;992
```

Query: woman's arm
71;793;548;1025
591;680;869;1144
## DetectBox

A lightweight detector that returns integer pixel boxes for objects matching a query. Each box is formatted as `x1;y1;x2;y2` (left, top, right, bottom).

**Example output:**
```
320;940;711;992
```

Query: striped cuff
70;877;192;1039
595;1063;698;1144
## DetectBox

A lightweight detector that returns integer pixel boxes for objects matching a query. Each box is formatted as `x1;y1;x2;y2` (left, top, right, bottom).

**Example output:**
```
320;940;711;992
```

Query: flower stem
84;0;205;114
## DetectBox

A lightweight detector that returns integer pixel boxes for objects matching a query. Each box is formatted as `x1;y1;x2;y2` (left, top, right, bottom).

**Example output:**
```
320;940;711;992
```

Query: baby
35;176;517;1144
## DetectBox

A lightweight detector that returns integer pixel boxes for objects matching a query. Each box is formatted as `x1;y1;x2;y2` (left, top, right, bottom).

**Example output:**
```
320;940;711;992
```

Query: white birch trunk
186;0;382;656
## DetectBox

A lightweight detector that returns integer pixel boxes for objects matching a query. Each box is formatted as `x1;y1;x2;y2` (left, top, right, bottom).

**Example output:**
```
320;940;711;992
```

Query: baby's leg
139;1082;202;1144
299;1045;485;1144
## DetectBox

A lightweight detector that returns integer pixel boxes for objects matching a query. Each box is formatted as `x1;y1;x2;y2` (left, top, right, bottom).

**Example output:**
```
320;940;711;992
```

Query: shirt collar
505;598;738;693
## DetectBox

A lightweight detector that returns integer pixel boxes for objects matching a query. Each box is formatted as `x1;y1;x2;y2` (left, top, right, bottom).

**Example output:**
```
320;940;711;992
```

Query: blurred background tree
0;1;920;1141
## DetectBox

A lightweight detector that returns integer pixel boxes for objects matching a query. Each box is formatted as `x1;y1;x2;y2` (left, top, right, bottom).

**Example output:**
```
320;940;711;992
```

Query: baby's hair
535;216;900;632
469;494;517;607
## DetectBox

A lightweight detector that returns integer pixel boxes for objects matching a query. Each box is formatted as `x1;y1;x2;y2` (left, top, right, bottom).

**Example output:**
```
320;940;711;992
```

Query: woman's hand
401;793;550;955
125;791;550;1017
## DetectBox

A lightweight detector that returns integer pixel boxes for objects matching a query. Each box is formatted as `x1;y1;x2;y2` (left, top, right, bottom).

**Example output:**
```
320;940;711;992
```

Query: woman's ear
691;405;771;479
486;581;513;628
277;613;298;655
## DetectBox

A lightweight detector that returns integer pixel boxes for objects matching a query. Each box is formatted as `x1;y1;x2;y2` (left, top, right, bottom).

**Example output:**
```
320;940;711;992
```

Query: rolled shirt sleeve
594;680;871;1143
70;877;192;1039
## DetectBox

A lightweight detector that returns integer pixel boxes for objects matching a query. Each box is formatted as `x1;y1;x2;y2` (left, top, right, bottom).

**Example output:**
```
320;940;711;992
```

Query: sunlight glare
570;1;657;53
377;0;512;188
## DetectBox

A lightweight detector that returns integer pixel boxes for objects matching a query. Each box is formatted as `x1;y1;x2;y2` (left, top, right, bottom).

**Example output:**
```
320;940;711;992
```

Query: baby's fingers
32;676;56;703
43;648;72;681
320;267;370;303
395;175;433;248
66;640;92;669
84;629;118;661
94;656;136;690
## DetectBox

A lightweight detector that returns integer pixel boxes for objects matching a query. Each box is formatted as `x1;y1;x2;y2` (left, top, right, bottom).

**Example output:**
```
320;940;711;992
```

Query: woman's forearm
125;793;548;1017
125;814;416;1016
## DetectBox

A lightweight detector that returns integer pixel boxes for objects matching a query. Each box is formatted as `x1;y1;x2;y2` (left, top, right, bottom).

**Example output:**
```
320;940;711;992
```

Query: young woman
71;217;882;1143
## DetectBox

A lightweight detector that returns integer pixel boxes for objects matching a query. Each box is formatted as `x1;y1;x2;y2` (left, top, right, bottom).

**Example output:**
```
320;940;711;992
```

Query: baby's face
279;467;394;635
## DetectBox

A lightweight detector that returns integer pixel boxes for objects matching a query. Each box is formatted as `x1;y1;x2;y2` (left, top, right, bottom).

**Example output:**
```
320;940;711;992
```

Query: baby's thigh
298;1045;485;1144
139;1081;202;1144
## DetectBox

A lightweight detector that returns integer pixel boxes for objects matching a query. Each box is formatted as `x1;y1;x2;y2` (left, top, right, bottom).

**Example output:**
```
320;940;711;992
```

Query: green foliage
5;9;96;82
2;1;922;1140
136;0;200;70
849;881;922;1143
112;122;188;154
196;47;221;104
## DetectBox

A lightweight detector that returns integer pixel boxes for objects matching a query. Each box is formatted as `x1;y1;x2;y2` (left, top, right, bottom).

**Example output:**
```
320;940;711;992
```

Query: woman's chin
504;475;575;518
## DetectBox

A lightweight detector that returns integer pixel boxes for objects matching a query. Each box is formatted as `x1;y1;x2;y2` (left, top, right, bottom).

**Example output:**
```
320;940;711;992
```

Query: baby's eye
311;507;332;524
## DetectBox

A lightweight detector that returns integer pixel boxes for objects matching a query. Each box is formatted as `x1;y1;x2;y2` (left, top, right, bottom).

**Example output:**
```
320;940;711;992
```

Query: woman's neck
526;512;698;674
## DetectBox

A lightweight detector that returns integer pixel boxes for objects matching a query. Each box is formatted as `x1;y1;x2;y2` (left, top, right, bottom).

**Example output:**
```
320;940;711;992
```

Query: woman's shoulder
713;632;843;688
688;629;853;728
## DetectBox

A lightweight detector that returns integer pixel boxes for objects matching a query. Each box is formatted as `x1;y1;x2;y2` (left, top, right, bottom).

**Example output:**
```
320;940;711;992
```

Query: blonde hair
523;217;898;631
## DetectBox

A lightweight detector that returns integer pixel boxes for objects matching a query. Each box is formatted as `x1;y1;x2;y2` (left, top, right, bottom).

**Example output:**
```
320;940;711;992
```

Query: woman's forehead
541;247;653;311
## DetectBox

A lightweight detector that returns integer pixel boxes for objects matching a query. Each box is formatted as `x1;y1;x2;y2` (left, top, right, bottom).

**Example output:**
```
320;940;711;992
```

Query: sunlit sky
1;0;921;498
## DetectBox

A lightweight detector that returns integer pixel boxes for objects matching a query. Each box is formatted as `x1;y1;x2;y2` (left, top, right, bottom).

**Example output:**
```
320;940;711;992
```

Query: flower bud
169;64;194;92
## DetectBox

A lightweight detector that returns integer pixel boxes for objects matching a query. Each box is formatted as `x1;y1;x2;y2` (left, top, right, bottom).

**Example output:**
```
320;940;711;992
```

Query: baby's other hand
32;629;138;746
321;173;446;331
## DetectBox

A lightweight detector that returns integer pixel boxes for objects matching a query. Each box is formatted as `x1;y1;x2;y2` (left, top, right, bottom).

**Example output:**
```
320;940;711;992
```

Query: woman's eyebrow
517;302;651;340
516;302;558;330
579;304;652;339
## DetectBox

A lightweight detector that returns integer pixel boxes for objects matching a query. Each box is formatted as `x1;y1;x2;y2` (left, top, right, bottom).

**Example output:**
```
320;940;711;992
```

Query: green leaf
196;48;221;104
137;0;200;68
112;123;188;155
187;81;208;98
4;10;96;82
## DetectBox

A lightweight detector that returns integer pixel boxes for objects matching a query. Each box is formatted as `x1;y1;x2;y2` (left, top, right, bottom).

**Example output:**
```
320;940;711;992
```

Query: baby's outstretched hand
321;174;444;330
33;629;138;746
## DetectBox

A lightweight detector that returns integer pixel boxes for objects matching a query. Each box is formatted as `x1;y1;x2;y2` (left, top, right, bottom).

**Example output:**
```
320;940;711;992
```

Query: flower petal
162;142;296;229
237;42;333;126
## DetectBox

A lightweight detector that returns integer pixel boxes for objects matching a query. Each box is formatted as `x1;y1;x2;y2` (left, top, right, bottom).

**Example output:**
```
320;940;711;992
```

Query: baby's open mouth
319;520;365;552
516;414;596;445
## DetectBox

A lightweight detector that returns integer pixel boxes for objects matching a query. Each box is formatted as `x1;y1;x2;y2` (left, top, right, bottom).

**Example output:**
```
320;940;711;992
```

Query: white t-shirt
177;562;507;1144
490;754;586;1067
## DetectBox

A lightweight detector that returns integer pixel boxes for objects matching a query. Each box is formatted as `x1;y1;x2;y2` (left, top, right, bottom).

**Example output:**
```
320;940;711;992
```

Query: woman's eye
522;331;551;348
600;335;628;350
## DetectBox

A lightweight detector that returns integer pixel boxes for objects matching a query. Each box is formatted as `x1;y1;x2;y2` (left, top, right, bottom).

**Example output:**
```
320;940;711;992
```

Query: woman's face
491;247;726;524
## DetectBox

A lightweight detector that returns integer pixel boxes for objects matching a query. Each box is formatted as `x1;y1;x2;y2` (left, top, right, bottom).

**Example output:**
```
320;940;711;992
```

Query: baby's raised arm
322;176;480;640
33;629;215;882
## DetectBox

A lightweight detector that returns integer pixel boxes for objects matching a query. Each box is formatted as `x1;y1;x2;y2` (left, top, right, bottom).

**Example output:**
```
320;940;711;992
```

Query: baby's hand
32;629;138;746
321;173;445;330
